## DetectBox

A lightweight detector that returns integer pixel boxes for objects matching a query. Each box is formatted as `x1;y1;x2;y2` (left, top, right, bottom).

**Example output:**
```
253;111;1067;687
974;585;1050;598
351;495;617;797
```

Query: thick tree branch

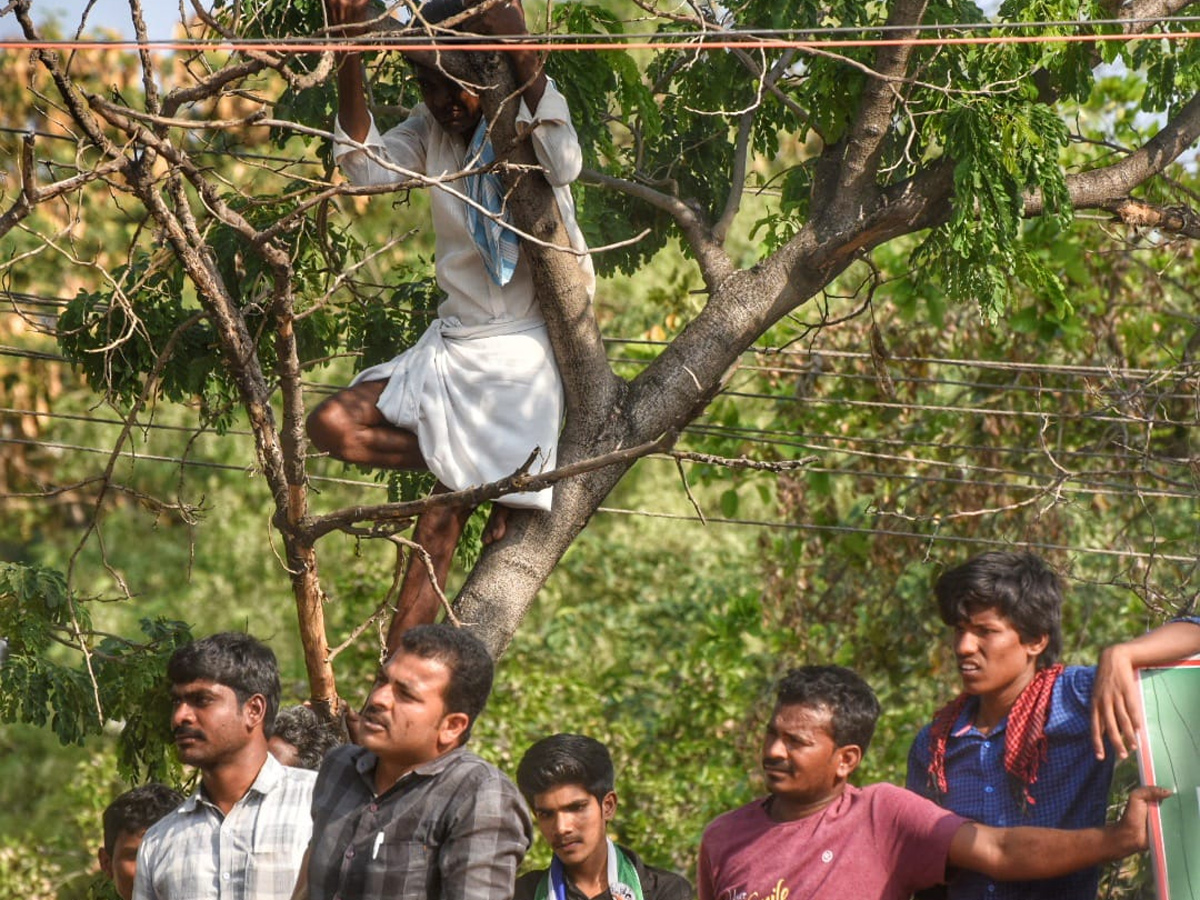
1101;0;1200;30
1099;198;1200;238
824;0;929;224
1025;92;1200;215
302;434;674;541
465;50;620;424
161;58;271;119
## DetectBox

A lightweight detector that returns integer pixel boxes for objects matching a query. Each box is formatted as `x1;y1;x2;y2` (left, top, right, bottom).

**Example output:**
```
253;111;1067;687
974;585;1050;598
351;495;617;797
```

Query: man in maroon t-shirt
697;666;1166;900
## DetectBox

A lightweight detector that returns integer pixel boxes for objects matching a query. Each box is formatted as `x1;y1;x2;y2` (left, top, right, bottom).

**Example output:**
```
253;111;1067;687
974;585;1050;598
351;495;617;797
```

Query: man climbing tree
306;0;595;650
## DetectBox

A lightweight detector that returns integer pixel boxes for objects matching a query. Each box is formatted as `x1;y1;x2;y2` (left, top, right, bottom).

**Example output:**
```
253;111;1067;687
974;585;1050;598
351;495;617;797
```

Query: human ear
601;791;617;822
1025;632;1050;660
243;694;267;730
439;711;471;747
835;744;863;778
99;847;113;879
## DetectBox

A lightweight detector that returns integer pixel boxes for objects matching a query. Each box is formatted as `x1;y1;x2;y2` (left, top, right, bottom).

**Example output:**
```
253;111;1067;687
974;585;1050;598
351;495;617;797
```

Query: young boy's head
935;551;1063;669
516;734;617;872
99;783;183;900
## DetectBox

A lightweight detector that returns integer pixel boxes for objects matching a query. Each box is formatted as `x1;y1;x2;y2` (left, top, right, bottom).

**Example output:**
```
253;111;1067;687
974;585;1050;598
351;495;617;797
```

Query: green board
1137;659;1200;900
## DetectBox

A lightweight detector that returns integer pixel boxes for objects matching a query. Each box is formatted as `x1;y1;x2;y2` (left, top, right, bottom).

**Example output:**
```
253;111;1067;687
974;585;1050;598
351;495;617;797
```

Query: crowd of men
94;2;1200;899
95;551;1199;900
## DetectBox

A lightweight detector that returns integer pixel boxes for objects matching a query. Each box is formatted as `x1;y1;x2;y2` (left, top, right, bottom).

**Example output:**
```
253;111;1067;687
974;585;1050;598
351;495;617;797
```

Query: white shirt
330;82;594;508
133;754;315;900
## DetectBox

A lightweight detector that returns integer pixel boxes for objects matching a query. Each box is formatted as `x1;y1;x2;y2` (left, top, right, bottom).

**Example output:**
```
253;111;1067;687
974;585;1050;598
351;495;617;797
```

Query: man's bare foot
482;505;509;545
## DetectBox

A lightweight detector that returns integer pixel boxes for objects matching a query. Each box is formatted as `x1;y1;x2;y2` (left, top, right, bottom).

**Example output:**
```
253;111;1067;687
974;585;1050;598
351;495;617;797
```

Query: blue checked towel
464;118;520;286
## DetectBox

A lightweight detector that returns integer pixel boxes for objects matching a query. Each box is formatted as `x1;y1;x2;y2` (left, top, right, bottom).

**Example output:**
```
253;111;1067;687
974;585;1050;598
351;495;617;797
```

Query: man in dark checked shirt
295;623;532;900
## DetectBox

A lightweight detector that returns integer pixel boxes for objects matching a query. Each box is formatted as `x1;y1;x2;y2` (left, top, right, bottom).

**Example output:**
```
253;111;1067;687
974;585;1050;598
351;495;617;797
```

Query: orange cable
4;29;1200;53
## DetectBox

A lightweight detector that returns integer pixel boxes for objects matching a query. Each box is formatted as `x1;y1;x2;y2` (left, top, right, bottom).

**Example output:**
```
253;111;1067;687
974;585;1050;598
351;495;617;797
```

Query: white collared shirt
133;753;316;900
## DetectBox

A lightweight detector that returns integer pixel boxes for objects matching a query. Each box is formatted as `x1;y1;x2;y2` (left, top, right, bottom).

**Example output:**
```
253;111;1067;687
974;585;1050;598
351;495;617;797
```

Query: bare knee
306;400;345;456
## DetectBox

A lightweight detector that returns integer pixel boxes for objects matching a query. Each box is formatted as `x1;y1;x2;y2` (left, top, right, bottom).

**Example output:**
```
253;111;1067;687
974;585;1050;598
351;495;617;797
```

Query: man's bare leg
307;381;426;469
308;382;475;649
385;487;475;654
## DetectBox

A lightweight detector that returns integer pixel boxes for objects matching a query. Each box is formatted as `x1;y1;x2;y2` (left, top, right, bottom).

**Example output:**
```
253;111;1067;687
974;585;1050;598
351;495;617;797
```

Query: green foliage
0;562;191;780
913;97;1071;321
58;256;239;430
0;838;61;900
549;3;669;275
344;269;438;369
58;184;368;431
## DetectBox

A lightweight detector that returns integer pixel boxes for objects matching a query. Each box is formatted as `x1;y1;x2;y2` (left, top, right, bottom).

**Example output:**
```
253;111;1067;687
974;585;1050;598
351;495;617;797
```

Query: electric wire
6;14;1200;53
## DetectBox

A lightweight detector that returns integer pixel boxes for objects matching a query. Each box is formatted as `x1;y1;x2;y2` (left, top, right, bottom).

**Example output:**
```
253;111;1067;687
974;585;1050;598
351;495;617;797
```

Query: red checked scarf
926;663;1063;807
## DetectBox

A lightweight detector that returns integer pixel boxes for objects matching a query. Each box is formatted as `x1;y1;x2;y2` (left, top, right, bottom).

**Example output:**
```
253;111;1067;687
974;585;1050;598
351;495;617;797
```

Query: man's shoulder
909;720;935;758
1054;664;1097;702
853;782;967;837
857;781;924;806
137;795;200;854
317;741;367;777
434;747;515;785
274;760;318;794
701;798;766;842
513;866;546;900
634;854;693;900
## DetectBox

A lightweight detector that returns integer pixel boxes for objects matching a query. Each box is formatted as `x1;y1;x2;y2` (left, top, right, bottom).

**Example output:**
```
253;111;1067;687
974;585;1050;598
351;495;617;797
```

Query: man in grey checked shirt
296;623;532;900
134;632;316;900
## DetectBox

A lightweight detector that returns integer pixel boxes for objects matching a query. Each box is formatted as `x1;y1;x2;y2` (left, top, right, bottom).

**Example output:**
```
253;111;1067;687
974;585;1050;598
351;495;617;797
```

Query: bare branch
0;135;123;239
582;168;734;288
712;109;755;245
302;434;676;540
669;450;819;472
1099;198;1200;238
161;58;272;119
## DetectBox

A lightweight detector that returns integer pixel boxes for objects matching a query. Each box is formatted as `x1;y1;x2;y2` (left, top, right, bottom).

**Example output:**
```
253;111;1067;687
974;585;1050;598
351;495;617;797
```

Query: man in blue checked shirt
906;551;1200;900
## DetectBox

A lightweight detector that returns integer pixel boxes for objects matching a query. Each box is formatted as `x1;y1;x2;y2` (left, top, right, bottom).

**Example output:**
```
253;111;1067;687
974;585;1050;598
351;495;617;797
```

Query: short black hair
935;551;1063;667
271;705;344;770
516;733;615;806
102;784;183;855
774;665;881;754
167;632;282;735
396;624;493;739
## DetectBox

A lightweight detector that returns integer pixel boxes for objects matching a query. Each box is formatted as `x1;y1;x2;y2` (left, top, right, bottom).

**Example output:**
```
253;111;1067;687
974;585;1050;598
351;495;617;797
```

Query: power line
3;405;1193;505
3;433;1193;566
592;505;1199;565
5;15;1200;53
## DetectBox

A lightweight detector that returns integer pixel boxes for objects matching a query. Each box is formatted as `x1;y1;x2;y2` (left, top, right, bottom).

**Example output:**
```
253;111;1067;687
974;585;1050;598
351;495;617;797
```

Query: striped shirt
306;743;532;900
133;753;316;900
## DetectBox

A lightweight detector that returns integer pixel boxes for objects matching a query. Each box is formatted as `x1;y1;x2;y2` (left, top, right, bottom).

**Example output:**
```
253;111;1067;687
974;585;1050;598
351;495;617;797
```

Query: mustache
761;762;792;774
359;705;386;728
174;727;205;741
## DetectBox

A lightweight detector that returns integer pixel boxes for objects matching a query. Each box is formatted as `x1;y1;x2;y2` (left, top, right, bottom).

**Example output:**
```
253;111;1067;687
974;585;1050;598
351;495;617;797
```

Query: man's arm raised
326;0;372;142
946;786;1170;881
1092;619;1200;760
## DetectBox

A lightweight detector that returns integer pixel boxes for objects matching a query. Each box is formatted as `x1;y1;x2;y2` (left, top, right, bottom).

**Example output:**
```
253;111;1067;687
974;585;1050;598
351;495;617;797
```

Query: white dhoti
351;317;563;510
